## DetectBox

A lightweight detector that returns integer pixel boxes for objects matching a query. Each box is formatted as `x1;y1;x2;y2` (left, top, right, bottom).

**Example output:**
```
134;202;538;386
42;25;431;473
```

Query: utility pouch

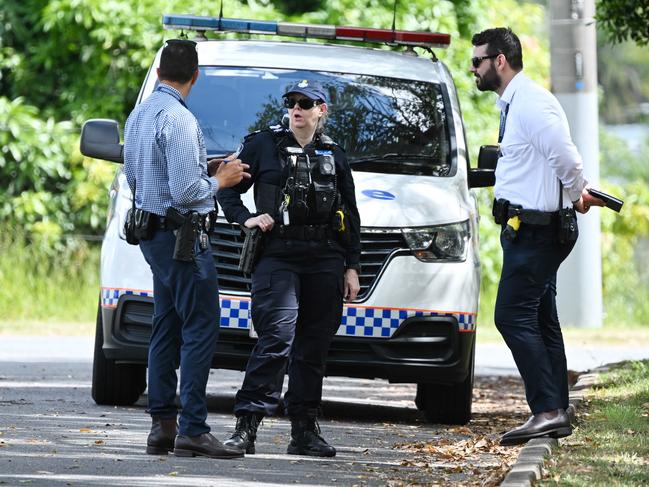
125;208;155;244
557;208;578;245
492;198;510;225
124;208;140;245
238;227;264;274
166;207;198;262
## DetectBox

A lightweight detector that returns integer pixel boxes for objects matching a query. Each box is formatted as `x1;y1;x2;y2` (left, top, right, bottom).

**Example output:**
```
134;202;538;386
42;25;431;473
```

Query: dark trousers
234;240;344;418
139;230;220;437
494;223;576;415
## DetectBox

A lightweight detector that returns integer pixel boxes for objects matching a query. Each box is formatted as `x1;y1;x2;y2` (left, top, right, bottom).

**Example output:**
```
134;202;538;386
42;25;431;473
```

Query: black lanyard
156;84;188;108
498;102;510;144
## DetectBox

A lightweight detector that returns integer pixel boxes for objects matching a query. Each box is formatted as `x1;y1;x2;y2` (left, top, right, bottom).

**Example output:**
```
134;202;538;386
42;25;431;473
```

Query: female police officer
218;80;361;457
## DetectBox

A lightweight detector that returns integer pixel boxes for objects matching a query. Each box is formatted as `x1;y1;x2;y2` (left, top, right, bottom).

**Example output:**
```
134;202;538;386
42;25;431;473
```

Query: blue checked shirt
123;84;218;216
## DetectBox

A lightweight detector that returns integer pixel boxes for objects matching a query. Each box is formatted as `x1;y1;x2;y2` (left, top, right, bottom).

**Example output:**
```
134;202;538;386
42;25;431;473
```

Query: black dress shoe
174;432;245;459
500;409;572;446
146;417;177;455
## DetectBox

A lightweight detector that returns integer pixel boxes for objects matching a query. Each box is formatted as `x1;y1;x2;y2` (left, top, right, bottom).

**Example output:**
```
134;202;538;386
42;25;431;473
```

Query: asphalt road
1;336;646;486
0;337;531;487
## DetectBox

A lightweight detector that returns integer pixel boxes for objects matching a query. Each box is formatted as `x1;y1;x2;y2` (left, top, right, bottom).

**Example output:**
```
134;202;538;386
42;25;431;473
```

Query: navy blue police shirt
217;128;361;271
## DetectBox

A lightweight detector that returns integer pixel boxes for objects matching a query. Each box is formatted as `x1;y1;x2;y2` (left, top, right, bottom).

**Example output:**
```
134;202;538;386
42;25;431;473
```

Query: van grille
210;222;408;300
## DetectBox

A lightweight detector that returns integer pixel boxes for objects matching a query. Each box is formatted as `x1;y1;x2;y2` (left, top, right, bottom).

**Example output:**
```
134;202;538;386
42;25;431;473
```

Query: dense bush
1;0;647;326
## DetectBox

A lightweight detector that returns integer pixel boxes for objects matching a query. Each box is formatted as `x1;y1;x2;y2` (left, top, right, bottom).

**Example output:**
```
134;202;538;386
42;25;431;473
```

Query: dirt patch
390;375;529;486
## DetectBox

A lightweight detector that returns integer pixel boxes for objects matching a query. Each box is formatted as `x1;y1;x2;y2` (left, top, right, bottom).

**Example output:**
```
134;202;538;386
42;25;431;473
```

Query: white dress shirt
494;72;587;211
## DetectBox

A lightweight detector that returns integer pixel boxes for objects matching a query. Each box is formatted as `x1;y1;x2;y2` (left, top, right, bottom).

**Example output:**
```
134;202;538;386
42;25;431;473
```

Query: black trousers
494;223;576;414
233;238;344;418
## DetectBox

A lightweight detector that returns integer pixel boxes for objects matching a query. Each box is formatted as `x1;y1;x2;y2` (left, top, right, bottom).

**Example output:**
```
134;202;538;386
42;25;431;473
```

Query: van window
185;67;451;176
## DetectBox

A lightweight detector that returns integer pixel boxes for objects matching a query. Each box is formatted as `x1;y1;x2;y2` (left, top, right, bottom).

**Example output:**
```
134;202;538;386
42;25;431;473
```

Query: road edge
498;365;609;487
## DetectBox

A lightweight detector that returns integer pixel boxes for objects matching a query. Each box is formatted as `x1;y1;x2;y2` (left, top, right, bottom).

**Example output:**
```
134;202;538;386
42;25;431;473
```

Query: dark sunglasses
283;97;321;110
471;53;500;68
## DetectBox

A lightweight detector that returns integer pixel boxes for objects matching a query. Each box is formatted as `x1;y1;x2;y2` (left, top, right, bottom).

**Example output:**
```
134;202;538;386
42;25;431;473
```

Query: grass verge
0;232;99;328
539;360;649;486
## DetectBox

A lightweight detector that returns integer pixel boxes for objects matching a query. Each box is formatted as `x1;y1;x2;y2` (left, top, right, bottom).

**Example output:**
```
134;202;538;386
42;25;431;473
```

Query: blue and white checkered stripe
101;288;150;308
101;288;476;335
219;298;251;329
341;307;476;336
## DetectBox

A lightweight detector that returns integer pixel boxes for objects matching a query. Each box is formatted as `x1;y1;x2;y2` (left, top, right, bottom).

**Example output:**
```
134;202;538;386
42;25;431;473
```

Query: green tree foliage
596;0;649;46
597;34;649;124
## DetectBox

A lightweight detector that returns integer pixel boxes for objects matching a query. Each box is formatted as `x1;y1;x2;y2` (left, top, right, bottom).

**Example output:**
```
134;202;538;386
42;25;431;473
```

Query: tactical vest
254;125;340;227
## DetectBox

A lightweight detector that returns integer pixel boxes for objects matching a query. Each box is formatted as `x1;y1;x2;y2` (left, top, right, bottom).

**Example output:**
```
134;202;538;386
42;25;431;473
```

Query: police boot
287;417;336;457
223;413;263;454
146;416;177;455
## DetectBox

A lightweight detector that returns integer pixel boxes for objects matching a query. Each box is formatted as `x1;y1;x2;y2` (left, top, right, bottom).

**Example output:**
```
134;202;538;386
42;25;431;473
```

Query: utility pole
550;0;603;328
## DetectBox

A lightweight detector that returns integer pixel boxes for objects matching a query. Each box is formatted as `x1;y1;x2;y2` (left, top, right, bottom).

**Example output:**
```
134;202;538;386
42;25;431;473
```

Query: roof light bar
162;14;451;48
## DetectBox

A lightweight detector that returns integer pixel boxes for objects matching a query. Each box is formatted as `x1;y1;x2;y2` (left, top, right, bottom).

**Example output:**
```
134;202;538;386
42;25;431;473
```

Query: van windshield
186;67;451;176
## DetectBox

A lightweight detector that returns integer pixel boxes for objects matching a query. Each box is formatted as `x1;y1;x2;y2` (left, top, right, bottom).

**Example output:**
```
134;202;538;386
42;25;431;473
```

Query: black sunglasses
283;97;321;110
471;53;500;68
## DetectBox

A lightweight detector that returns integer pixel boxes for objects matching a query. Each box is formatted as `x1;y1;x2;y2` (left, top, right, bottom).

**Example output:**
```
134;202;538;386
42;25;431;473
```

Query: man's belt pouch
557;207;578;245
492;198;510;225
125;208;154;244
239;227;264;274
166;207;198;262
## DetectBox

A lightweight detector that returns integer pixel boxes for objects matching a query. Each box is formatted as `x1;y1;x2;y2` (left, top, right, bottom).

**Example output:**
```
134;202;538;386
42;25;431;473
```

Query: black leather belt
150;212;214;232
493;198;557;226
271;224;332;240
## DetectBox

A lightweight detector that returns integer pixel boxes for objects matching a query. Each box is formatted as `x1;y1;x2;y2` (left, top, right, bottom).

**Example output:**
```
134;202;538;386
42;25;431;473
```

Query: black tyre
415;351;474;425
92;302;146;405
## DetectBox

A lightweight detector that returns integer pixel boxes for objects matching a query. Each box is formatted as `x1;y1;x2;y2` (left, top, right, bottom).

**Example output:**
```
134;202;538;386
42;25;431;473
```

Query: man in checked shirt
124;39;250;459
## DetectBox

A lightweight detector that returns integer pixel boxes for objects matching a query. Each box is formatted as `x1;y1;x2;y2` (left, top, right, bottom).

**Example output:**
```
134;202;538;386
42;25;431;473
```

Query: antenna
218;0;224;30
391;0;398;32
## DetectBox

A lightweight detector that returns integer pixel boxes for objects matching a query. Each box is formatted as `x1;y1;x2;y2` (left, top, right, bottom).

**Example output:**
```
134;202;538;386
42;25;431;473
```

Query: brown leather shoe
146;417;177;455
500;409;572;446
174;432;244;459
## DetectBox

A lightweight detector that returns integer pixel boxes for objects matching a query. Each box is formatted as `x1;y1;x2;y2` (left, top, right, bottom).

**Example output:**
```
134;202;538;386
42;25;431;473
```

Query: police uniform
218;99;361;455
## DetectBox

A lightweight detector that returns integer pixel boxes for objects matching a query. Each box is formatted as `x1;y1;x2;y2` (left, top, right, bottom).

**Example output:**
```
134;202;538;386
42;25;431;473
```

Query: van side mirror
478;144;499;170
80;119;124;164
468;144;498;188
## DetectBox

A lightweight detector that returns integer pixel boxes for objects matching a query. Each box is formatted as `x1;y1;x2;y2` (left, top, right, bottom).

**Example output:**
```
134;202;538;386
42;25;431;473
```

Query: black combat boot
287;417;336;457
223;413;263;454
146;416;177;455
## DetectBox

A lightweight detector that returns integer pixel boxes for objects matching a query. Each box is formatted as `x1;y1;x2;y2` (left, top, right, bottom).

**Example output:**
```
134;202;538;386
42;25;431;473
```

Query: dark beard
475;63;501;92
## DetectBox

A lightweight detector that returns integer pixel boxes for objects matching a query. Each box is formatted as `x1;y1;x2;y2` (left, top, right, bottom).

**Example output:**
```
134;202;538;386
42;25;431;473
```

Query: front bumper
101;293;475;385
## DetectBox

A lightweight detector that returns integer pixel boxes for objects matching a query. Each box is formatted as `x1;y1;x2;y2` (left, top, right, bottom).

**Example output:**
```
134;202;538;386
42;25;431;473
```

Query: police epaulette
317;133;344;152
243;129;263;142
269;124;290;135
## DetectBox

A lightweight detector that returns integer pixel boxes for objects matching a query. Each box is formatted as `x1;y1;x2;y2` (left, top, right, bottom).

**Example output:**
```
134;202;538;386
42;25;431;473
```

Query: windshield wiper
349;153;436;165
207;149;239;159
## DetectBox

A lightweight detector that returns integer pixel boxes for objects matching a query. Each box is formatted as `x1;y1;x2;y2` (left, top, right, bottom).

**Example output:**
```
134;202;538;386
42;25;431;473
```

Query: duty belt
271;224;332;241
492;198;557;226
150;211;215;232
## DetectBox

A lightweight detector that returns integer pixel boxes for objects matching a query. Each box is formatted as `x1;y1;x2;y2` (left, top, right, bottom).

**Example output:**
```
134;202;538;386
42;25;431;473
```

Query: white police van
81;15;496;425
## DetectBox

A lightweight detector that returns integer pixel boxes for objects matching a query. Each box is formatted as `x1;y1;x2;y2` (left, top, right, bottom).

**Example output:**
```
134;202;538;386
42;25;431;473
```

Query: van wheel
415;354;474;425
92;302;146;406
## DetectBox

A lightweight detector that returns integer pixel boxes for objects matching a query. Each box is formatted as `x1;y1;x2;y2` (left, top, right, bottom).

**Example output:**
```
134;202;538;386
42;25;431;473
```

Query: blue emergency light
162;14;451;48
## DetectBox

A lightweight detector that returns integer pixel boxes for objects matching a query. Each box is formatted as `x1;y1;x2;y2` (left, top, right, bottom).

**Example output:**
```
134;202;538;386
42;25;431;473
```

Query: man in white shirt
470;27;604;446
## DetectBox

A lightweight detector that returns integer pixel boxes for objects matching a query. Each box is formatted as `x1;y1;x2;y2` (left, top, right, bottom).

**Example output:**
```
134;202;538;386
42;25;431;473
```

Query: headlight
401;221;470;262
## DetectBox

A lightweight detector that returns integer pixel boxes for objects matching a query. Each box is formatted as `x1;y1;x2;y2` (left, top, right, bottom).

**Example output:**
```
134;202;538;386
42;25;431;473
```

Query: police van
81;14;496;425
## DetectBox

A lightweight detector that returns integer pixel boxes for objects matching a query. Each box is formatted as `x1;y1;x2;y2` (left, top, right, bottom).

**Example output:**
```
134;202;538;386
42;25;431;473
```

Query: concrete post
550;0;603;327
